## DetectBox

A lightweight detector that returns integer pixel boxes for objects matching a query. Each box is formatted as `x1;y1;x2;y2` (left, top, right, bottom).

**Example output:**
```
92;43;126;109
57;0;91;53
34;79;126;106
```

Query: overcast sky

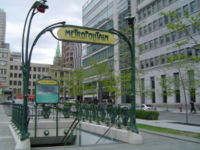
1;0;88;64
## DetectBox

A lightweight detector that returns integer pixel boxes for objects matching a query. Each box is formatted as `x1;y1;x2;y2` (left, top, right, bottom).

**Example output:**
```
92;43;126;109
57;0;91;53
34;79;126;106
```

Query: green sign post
35;79;59;104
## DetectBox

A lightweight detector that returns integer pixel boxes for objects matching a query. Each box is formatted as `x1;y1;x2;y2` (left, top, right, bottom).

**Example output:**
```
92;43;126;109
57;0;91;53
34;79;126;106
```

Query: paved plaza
0;105;199;150
0;105;15;150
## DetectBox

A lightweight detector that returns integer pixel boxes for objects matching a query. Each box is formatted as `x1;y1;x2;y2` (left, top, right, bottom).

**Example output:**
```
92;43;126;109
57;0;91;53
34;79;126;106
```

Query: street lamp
21;0;48;140
109;16;138;133
124;16;138;133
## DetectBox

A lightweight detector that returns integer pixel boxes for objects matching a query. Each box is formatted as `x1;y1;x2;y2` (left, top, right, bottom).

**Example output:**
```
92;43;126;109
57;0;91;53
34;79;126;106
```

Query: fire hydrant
179;105;182;112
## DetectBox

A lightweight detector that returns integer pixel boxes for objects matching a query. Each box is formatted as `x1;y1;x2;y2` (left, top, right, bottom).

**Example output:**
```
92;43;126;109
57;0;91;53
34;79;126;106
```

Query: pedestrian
190;100;196;113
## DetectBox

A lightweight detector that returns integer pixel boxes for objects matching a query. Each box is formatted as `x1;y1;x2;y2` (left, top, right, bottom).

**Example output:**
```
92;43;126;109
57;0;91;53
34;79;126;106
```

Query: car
141;104;156;111
12;99;23;104
136;104;156;111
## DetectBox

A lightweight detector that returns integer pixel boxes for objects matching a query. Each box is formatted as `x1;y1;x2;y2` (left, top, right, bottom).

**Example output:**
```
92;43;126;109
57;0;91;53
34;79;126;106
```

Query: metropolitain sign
57;26;116;45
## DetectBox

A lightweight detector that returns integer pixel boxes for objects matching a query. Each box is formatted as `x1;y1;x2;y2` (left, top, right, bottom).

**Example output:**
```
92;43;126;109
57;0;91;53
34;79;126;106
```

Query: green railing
62;103;134;130
11;104;28;139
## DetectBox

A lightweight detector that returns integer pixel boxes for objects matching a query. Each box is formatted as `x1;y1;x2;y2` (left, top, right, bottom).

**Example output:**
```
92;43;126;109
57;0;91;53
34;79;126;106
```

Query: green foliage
65;68;84;98
136;110;159;120
137;124;200;139
161;11;200;46
159;76;177;97
63;102;74;107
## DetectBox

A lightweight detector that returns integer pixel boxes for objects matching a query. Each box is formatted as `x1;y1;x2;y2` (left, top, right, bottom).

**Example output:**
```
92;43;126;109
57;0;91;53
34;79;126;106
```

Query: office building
62;41;82;69
82;0;116;102
134;0;200;107
82;0;200;108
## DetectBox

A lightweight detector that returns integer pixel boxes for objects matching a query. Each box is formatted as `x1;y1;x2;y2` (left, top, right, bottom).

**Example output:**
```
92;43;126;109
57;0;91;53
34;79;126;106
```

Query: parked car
136;104;156;111
12;99;23;104
141;104;156;111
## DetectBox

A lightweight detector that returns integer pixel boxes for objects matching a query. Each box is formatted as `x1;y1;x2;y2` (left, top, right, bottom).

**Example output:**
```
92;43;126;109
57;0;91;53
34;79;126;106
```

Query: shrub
136;110;159;120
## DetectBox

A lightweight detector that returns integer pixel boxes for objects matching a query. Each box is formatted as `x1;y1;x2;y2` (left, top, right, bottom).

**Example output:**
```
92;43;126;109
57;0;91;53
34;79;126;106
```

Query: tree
83;60;119;103
65;68;84;101
161;10;200;123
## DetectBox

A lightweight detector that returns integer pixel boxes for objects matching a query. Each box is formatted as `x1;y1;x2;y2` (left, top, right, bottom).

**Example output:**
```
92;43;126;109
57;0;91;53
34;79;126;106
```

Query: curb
139;129;200;144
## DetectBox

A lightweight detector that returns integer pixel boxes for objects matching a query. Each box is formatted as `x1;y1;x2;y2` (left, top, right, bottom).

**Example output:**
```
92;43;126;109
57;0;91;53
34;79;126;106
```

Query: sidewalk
156;106;200;114
0;105;15;150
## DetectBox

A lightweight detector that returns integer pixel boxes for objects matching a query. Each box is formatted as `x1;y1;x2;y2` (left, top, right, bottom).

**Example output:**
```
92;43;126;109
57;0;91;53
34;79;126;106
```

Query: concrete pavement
0;105;15;150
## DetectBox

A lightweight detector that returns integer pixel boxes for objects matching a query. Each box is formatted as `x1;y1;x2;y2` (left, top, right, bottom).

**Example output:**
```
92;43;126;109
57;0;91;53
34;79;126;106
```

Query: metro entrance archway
11;0;139;144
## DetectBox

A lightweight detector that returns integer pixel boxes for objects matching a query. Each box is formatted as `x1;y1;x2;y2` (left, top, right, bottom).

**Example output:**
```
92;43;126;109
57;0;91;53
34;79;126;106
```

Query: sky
1;0;88;64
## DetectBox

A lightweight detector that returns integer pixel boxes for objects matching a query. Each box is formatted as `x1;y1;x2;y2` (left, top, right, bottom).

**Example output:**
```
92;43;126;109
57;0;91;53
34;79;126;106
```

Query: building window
153;20;158;30
161;75;167;103
152;91;156;103
174;72;180;103
195;46;200;56
10;73;13;77
161;55;166;64
183;4;189;15
15;66;18;70
145;59;149;68
140;61;145;69
150;76;155;89
163;0;169;6
148;23;153;32
144;42;149;51
143;25;148;34
187;47;193;56
18;81;21;86
0;69;6;75
149;40;154;49
165;34;171;43
159;17;163;27
176;8;182;18
9;81;12;85
150;58;154;67
164;16;169;24
154;38;159;48
14;81;17;85
14;73;17;78
0;61;7;66
141;78;145;104
159;36;165;45
152;2;158;13
33;67;36;71
157;0;162;10
150;76;156;103
188;70;196;102
147;5;152;15
171;32;176;41
190;1;197;13
155;56;160;65
142;8;147;18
